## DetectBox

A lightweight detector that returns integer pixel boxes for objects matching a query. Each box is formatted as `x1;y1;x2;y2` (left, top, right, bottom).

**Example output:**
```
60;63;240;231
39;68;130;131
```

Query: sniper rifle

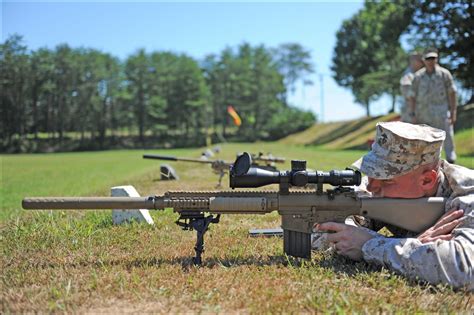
23;153;446;265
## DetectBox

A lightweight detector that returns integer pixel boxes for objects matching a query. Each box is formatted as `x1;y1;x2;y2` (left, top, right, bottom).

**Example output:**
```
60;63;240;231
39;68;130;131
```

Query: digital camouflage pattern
352;122;445;180
361;161;474;290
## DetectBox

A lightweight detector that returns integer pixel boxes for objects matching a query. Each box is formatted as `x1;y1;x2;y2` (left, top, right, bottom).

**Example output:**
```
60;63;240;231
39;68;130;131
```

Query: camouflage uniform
352;122;473;290
410;65;457;161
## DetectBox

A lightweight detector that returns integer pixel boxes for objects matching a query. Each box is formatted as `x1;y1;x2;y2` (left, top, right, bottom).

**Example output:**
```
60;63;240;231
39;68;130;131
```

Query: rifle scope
230;153;361;189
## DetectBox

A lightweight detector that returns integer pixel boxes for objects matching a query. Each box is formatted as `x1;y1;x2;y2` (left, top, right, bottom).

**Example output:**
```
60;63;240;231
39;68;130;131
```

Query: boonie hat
352;122;445;179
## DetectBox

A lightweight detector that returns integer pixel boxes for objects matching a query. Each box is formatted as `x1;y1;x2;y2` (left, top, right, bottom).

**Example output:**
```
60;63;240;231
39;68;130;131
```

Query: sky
2;0;397;122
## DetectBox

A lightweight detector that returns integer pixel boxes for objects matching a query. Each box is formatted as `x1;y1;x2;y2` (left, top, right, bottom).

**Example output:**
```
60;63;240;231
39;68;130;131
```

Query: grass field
1;143;473;312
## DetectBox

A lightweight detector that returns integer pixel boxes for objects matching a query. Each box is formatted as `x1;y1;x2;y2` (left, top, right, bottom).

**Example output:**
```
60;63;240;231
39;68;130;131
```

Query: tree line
332;0;472;116
1;36;315;152
4;1;470;152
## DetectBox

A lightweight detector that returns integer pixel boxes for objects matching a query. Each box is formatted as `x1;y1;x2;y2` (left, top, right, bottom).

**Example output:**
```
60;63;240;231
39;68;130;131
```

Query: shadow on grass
25;251;381;277
314;252;381;276
13;253;448;292
27;255;296;272
150;177;186;183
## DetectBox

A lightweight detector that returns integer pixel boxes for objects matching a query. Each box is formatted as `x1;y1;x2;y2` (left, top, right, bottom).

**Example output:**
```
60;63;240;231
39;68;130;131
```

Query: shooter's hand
315;222;374;261
417;209;464;243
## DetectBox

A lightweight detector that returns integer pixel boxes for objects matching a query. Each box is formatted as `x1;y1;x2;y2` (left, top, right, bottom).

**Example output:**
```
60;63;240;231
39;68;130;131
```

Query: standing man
408;47;458;163
316;121;473;290
399;52;424;122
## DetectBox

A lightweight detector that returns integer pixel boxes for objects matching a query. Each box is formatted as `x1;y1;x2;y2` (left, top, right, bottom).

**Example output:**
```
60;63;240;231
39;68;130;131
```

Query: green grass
0;148;205;221
454;128;474;157
1;144;473;312
2;203;471;312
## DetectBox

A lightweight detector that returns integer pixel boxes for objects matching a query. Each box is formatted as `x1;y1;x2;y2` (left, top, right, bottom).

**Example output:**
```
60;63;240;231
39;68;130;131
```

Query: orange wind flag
227;105;242;126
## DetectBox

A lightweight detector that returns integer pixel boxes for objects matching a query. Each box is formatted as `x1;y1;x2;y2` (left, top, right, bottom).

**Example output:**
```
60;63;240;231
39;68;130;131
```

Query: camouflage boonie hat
352;122;445;179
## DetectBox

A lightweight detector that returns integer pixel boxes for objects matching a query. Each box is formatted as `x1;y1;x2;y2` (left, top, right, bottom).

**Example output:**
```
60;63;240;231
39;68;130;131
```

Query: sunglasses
424;57;436;60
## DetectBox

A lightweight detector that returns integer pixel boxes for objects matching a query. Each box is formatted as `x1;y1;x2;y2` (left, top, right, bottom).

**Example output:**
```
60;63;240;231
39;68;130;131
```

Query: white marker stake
111;185;154;225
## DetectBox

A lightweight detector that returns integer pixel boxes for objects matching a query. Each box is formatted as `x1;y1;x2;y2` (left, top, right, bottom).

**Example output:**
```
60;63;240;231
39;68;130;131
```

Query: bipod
176;213;221;265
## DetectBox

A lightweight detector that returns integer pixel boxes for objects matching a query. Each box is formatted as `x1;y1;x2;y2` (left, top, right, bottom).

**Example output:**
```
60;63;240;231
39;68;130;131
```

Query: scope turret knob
292;171;308;187
291;160;306;171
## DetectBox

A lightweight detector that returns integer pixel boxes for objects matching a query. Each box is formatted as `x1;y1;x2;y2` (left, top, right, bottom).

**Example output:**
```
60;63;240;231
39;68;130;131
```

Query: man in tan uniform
316;121;473;290
408;48;458;163
400;52;424;122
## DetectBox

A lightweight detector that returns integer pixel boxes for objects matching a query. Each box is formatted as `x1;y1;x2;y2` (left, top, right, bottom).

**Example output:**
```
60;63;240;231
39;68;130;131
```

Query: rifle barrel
22;197;160;210
254;156;285;163
143;154;217;164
